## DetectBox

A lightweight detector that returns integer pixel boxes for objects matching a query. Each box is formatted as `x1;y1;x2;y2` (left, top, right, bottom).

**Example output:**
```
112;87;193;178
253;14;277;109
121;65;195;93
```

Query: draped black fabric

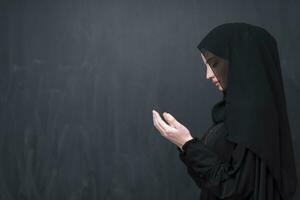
211;97;226;124
177;118;284;199
194;23;297;199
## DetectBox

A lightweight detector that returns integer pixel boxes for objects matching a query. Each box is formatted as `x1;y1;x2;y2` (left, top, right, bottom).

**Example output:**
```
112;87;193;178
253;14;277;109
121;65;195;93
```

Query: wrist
181;136;199;152
184;135;194;143
180;136;194;150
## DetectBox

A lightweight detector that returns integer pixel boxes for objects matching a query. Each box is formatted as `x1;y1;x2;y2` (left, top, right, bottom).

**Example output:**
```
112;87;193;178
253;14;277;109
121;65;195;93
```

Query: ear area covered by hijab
197;23;297;199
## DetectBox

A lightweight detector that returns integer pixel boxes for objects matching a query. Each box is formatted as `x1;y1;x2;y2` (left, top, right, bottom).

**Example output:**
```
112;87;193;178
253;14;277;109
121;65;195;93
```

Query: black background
0;0;299;199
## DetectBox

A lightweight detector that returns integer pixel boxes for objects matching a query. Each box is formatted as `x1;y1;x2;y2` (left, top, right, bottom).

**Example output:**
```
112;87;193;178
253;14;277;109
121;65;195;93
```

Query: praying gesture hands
152;110;194;151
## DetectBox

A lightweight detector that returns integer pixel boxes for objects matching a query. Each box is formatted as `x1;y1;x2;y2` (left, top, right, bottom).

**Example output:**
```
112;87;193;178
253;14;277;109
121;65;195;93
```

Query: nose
206;65;215;80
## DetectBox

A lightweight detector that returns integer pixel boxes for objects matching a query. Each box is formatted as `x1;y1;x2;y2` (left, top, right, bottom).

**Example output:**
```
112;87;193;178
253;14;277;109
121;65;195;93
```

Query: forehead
202;50;216;59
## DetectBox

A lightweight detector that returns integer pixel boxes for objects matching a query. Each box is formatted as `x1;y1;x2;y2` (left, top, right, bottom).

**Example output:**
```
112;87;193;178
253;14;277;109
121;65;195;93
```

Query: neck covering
211;96;226;124
197;22;297;199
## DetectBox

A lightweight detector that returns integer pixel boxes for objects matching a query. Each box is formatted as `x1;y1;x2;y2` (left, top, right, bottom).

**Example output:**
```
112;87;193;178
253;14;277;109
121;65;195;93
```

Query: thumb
163;112;181;128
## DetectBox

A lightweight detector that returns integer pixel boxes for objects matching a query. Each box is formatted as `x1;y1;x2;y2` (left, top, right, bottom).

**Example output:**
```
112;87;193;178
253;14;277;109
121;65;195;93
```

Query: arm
177;137;256;199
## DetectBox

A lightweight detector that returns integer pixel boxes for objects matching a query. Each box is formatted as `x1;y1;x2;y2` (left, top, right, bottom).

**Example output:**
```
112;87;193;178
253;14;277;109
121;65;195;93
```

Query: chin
217;86;223;91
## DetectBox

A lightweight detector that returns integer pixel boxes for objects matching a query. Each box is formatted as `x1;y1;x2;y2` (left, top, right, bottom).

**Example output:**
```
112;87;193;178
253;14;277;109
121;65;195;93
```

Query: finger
154;111;170;132
154;111;167;132
163;112;176;128
163;112;181;128
153;111;166;136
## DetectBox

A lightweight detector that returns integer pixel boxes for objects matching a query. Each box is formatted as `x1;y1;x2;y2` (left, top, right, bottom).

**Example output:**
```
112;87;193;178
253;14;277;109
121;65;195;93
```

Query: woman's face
200;52;224;91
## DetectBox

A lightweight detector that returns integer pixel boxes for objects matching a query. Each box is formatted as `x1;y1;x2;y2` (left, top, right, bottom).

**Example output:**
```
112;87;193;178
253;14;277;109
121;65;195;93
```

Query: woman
152;23;297;199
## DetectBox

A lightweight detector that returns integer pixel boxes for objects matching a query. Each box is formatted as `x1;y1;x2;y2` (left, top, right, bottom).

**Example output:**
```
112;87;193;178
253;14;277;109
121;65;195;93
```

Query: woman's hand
152;109;193;150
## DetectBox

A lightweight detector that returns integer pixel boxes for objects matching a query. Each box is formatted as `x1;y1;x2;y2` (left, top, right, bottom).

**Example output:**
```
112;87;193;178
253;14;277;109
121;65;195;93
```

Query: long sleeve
177;137;256;199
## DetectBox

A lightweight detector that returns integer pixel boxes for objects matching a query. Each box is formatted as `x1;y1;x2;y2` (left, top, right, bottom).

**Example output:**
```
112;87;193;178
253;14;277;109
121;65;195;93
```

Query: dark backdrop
0;0;299;199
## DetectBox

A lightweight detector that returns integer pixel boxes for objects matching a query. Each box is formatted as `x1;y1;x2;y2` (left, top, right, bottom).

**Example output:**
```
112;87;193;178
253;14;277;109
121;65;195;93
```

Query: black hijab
197;23;297;199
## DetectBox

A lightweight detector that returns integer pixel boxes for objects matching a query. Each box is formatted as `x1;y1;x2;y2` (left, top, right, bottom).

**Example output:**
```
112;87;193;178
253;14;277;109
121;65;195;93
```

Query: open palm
152;110;193;150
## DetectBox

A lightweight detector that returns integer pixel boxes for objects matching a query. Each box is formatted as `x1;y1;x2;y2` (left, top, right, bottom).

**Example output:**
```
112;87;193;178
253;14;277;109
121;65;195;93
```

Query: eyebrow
205;57;215;65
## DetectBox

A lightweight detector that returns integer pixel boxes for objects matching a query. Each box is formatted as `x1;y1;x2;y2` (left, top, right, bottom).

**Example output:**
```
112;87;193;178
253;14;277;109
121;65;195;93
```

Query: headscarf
197;23;297;199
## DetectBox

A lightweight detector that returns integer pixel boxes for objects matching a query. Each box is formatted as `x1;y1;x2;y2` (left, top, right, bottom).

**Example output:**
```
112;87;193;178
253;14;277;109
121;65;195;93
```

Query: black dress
176;121;283;200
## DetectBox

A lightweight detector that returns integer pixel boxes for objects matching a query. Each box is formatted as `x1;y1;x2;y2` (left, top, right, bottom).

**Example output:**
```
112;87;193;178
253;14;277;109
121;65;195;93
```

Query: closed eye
209;61;219;68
